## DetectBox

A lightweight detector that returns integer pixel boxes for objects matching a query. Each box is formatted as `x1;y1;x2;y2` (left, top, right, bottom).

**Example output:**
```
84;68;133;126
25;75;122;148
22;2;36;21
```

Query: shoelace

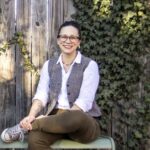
7;125;24;142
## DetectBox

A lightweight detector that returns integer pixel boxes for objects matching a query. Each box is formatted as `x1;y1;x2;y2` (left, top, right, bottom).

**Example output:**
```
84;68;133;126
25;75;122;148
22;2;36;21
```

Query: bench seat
0;136;115;149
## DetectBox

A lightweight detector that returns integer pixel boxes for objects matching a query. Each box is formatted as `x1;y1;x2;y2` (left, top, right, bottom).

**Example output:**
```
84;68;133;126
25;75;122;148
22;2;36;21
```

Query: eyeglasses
58;35;80;43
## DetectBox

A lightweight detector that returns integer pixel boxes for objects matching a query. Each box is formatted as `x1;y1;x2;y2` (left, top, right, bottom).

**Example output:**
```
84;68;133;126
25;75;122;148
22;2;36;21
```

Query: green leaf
134;131;143;139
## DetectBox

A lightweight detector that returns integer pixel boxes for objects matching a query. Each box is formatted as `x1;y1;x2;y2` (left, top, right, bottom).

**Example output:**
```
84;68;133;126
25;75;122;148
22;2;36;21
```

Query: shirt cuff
74;99;92;112
32;94;48;107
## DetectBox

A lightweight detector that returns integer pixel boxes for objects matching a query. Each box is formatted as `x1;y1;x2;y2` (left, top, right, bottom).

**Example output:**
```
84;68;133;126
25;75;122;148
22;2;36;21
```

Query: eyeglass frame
57;34;80;43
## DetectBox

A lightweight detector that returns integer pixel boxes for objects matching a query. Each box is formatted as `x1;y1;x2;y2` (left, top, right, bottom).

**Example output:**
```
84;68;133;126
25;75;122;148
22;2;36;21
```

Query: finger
28;124;32;130
20;120;29;128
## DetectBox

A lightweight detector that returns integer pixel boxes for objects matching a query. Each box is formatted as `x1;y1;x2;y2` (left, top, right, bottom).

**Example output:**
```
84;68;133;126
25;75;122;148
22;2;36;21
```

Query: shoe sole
1;128;13;143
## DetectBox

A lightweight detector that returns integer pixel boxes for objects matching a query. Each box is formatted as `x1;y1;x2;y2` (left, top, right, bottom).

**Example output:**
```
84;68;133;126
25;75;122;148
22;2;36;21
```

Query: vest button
68;92;70;95
67;84;69;87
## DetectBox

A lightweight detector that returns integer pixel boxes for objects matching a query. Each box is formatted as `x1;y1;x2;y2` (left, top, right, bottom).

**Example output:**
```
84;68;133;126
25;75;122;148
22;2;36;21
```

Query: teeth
64;45;72;49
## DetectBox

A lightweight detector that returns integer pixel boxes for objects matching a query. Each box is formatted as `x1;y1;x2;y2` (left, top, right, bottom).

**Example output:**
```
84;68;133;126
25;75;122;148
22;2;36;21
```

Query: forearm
28;99;44;117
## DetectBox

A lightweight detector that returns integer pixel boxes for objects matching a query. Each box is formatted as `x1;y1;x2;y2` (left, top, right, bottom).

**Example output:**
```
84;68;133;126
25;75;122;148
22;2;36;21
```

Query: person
1;20;101;150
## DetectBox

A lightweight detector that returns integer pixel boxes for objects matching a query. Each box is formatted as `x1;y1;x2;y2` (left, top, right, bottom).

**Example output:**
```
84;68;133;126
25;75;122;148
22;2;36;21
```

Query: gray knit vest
46;55;101;117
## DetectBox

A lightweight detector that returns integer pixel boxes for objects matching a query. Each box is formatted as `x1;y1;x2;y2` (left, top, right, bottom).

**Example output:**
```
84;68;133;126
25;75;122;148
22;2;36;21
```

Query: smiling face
57;25;81;55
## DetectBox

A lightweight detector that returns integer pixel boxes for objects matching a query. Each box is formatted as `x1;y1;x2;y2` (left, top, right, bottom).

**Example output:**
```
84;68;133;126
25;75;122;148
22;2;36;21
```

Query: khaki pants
28;109;101;150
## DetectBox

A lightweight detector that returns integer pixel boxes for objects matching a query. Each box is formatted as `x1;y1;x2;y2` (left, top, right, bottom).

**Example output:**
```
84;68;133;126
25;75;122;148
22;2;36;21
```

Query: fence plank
0;0;16;132
15;0;32;122
47;0;62;58
31;0;48;96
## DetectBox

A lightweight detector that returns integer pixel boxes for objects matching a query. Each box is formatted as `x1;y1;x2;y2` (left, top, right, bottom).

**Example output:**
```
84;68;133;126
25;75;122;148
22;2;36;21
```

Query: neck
62;52;77;66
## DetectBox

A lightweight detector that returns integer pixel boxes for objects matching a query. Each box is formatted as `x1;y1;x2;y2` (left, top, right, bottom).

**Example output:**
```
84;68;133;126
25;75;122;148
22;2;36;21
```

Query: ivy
0;32;38;76
73;0;150;149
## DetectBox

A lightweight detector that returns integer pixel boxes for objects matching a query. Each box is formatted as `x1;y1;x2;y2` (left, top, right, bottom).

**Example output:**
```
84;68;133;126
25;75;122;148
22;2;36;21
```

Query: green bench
0;136;115;150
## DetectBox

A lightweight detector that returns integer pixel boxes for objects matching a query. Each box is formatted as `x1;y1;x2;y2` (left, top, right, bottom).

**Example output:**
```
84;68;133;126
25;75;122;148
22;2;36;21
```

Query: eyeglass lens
59;35;79;42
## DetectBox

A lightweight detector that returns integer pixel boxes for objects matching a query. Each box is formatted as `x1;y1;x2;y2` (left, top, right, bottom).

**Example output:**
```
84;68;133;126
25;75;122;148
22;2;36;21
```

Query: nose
65;37;72;43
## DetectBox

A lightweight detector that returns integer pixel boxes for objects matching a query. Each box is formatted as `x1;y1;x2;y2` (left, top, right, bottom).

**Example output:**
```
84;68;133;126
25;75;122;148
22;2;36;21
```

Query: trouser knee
58;110;89;131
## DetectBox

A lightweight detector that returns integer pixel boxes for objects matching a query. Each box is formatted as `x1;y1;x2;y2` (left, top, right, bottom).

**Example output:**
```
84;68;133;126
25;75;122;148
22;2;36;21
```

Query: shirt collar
56;51;82;64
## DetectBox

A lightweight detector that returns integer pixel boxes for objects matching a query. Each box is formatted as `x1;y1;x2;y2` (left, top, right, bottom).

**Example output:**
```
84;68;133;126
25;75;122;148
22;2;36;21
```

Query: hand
20;116;35;131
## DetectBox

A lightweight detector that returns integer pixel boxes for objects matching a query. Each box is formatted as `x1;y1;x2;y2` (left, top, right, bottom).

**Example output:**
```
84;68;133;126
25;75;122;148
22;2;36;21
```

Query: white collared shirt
32;51;100;112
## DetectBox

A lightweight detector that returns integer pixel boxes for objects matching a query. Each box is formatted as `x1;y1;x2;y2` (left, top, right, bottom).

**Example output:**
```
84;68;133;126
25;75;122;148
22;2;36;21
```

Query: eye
70;36;78;40
60;35;68;39
58;35;68;42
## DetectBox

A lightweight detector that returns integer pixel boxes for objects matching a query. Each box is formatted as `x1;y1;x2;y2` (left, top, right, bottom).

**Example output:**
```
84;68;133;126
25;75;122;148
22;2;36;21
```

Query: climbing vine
0;32;38;76
73;0;150;149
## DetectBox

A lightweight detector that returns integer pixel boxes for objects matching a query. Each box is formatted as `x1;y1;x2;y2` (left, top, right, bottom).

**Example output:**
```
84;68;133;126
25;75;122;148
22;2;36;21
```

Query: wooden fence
0;0;75;132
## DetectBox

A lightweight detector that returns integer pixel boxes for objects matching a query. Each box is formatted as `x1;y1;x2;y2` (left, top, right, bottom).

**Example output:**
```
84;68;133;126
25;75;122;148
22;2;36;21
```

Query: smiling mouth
63;45;73;49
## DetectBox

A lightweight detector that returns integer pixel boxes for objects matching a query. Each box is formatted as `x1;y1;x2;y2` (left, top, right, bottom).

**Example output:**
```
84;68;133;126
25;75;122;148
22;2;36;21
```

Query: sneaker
1;124;26;143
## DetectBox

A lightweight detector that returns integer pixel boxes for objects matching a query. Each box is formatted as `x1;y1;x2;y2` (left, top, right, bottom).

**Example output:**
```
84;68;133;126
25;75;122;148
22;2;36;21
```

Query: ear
78;40;81;47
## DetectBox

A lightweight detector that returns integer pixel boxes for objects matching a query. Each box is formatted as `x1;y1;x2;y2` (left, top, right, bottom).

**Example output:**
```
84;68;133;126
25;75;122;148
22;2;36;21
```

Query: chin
64;51;73;55
63;49;74;54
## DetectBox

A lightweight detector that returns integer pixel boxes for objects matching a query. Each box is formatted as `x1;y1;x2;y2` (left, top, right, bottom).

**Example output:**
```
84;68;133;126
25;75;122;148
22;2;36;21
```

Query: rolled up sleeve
32;60;50;107
74;60;100;112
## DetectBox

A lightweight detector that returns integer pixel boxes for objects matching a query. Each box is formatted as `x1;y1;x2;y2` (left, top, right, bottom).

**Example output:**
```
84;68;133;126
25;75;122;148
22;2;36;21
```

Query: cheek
76;41;80;47
57;40;62;46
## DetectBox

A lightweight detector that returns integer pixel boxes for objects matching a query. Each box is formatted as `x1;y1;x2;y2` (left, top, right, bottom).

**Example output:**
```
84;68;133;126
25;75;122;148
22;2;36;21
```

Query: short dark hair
57;20;81;39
